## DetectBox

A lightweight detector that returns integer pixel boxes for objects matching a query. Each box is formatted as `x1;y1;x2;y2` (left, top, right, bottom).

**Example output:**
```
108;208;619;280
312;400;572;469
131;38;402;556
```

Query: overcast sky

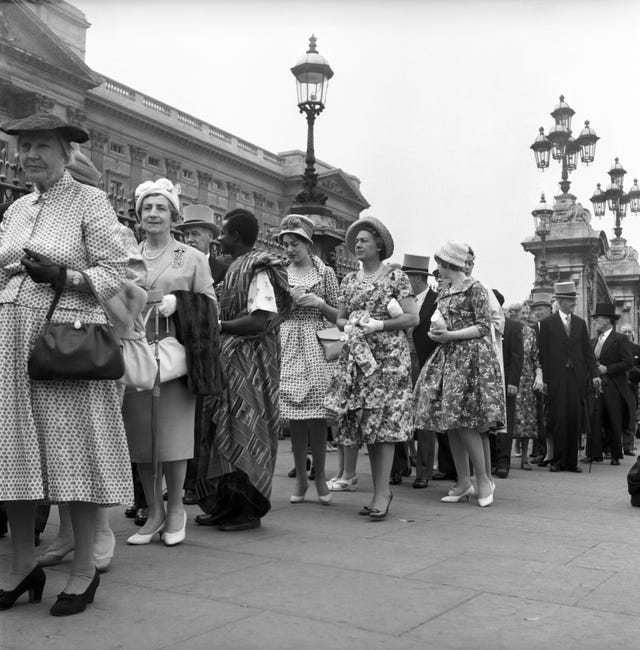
74;0;640;304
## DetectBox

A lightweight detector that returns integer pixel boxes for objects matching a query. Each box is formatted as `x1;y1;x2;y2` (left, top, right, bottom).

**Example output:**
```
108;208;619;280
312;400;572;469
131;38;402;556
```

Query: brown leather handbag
28;274;124;381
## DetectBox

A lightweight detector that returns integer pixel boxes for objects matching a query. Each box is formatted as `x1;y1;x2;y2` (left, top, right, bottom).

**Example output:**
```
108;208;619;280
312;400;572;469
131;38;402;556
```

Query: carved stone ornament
129;145;146;165
552;194;592;224
197;171;213;186
165;158;181;178
33;94;55;113
603;237;639;263
89;130;108;149
66;107;88;127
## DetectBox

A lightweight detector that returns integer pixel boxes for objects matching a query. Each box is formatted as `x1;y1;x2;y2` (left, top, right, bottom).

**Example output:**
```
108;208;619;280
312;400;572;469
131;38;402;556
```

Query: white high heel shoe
441;484;475;503
163;511;187;546
126;518;166;545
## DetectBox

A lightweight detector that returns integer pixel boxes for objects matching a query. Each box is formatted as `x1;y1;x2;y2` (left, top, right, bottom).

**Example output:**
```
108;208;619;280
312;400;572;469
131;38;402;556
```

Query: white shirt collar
599;327;613;341
415;287;429;310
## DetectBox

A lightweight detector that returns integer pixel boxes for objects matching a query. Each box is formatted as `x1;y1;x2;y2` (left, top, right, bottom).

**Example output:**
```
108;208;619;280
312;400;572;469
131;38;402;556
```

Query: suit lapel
599;331;615;358
419;289;437;324
553;312;568;339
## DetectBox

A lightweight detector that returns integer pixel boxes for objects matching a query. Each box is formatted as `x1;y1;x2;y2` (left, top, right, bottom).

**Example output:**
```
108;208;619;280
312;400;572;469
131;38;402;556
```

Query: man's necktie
594;333;605;360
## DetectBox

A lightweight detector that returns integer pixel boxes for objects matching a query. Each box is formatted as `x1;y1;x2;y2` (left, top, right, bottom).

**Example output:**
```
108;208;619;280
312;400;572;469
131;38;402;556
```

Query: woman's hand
20;249;63;285
428;329;455;342
360;317;384;334
295;292;322;309
158;294;177;317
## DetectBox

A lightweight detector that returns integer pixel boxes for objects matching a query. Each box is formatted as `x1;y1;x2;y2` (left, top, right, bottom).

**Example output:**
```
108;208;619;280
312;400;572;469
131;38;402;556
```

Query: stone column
129;145;146;189
197;171;212;205
88;129;108;177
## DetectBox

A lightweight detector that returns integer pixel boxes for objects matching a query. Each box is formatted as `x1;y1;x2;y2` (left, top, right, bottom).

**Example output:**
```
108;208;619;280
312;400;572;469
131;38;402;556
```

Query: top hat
434;240;469;269
175;204;219;238
401;253;431;276
554;281;579;297
345;216;394;260
591;302;620;320
0;112;89;143
530;292;553;308
278;214;315;244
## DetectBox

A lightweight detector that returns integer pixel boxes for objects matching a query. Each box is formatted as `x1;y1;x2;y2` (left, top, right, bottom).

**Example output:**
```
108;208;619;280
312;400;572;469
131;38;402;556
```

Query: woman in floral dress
512;304;540;469
325;217;418;520
413;241;505;507
279;215;339;504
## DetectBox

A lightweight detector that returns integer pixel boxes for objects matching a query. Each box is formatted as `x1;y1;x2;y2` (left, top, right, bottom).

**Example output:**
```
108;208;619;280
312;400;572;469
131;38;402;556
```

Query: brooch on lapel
172;247;185;268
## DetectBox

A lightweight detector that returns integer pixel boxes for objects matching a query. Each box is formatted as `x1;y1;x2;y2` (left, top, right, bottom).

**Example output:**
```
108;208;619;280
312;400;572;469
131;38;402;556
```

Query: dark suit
538;311;599;470
392;288;441;479
491;318;524;472
588;329;633;461
624;340;640;453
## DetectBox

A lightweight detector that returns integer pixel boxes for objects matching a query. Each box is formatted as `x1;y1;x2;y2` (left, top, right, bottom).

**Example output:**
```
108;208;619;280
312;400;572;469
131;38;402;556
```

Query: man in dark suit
177;204;230;284
176;204;228;504
584;304;633;465
619;324;640;456
529;292;553;464
538;282;601;473
491;290;524;478
395;254;440;488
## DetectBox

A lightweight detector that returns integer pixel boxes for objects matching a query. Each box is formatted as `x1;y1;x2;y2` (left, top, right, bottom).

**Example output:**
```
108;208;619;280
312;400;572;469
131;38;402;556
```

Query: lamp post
530;95;599;195
290;35;334;205
531;192;554;287
590;158;640;239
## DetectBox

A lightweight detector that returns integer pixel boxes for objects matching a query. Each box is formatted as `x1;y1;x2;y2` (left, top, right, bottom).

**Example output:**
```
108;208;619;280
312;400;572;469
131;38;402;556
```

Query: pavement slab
1;441;639;649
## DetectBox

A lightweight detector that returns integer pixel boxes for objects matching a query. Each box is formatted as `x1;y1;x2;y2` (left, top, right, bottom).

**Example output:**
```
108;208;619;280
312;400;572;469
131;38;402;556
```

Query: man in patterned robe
196;208;292;530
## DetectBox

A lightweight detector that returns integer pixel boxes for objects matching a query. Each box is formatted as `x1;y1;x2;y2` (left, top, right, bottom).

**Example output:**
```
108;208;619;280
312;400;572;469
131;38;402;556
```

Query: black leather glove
20;249;66;288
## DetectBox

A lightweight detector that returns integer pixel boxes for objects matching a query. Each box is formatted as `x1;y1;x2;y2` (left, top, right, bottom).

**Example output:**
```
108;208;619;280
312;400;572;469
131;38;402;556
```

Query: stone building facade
0;0;368;276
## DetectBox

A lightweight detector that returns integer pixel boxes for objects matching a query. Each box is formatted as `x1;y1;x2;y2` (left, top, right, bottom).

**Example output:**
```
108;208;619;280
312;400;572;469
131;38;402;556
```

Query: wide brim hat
278;214;315;244
530;292;553;307
135;178;181;217
434;240;469;269
175;204;219;238
401;253;431;276
554;281;579;297
591;302;620;320
345;216;394;260
0;112;89;143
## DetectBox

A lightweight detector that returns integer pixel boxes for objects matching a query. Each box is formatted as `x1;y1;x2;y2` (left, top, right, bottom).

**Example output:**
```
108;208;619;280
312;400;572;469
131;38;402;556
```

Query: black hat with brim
0;112;89;143
591;302;620;320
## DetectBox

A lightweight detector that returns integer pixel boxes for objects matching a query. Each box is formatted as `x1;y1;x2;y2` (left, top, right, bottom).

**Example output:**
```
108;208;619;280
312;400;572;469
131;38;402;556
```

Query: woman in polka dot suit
0;113;131;616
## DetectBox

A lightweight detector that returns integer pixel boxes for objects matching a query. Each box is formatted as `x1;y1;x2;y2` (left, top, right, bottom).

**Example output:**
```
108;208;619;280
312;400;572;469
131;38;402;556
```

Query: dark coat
502;317;524;388
209;254;231;285
413;288;439;367
628;340;640;384
538;311;598;397
592;329;634;425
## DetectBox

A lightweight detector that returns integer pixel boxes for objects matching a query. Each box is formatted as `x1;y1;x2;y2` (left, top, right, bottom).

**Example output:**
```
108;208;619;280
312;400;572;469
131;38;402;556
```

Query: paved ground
1;442;640;650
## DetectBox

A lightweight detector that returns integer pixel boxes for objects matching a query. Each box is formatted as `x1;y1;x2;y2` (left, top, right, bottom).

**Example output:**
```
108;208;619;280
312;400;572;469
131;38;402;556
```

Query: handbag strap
43;271;118;330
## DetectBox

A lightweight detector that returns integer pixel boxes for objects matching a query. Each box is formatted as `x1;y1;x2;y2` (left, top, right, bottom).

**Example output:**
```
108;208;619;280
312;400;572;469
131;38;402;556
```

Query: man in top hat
176;204;230;285
538;282;601;472
584;304;633;465
391;254;442;487
529;292;553;464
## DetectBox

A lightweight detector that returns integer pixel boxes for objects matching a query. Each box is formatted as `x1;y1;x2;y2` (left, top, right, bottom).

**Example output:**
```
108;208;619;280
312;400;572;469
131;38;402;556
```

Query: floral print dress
324;267;414;446
413;277;505;433
514;324;538;439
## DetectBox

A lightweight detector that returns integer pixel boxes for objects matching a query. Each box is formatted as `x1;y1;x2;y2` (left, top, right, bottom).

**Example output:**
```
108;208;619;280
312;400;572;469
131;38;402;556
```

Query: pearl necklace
359;264;384;284
142;239;172;261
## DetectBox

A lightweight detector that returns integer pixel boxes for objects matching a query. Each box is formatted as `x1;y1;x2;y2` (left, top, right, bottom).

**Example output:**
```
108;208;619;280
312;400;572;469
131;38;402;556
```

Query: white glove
360;317;384;334
158;294;177;317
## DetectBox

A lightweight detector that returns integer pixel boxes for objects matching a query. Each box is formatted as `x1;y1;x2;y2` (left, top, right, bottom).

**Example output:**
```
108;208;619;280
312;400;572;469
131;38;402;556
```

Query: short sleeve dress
413;277;505;433
280;256;339;421
324;266;414;446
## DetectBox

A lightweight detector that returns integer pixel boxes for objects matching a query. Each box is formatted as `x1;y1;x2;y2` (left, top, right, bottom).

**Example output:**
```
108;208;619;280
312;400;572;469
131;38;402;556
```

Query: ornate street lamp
291;35;334;205
530;95;599;195
532;192;554;287
590;157;639;238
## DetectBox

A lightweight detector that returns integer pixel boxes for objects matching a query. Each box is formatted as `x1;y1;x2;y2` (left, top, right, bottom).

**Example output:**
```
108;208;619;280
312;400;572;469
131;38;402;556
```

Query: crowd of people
0;112;638;617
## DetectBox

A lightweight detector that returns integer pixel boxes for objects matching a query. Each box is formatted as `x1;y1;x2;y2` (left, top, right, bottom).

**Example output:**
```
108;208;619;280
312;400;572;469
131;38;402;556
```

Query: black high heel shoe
0;565;46;610
369;494;393;520
50;569;99;617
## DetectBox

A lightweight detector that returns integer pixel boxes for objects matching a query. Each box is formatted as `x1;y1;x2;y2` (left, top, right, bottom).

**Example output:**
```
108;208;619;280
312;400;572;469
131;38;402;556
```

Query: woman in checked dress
279;215;339;504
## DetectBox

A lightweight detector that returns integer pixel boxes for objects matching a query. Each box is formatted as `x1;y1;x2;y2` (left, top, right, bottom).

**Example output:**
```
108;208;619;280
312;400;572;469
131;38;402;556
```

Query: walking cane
147;289;164;500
